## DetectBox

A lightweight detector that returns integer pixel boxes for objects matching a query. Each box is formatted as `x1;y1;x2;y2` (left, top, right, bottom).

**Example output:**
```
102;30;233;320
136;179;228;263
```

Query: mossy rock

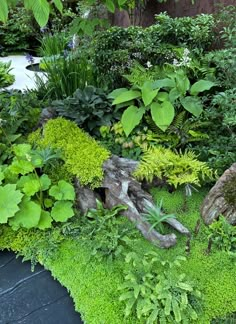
201;163;236;225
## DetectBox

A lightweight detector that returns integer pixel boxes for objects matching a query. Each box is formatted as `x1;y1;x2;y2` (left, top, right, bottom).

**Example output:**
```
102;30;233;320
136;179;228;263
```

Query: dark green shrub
202;49;236;89
0;62;15;88
51;86;119;136
92;13;216;89
191;88;236;174
0;5;39;54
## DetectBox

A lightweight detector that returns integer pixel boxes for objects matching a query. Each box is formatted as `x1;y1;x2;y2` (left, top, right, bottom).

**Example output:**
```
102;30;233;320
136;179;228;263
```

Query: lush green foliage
38;31;69;57
0;5;39;54
207;216;236;254
51;86;119;136
215;5;236;48
191;88;236;174
141;199;176;234
0;143;75;229
119;253;201;323
1;188;236;323
0;61;15;87
77;200;135;262
134;147;214;188
92;13;215;88
202;48;236;89
36;54;95;100
110;69;215;136
28;118;110;187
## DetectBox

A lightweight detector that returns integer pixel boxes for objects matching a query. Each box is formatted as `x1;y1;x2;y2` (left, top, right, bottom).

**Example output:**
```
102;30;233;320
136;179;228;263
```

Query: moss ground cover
0;187;236;323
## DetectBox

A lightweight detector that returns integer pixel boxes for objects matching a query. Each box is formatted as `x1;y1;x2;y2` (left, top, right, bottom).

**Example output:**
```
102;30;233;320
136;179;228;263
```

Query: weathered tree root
76;155;190;248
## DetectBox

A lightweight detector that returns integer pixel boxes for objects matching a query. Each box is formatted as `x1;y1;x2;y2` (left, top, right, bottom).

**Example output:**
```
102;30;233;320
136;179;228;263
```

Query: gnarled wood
76;155;190;248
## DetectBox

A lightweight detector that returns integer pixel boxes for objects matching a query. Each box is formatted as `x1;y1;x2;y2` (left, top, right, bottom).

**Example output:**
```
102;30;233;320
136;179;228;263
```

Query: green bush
92;13;216;89
0;143;75;230
0;61;15;88
51;86;119;136
0;5;39;54
191;88;236;174
202;48;236;89
28;118;110;188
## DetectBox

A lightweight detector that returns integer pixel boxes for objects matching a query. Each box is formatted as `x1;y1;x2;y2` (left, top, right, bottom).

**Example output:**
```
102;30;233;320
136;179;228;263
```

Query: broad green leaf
153;78;175;89
53;0;63;12
13;144;31;157
180;96;203;117
9;159;34;175
31;0;50;27
108;88;128;99
51;201;74;222
0;0;8;23
175;71;190;95
0;184;23;223
157;91;169;102
9;199;41;229
118;0;126;7
49;180;75;201
151;101;175;132
190;80;215;96
172;299;181;323
105;0;115;12
169;87;181;103
40;174;51;191
22;179;40;196
177;282;193;291
44;198;53;208
37;210;52;230
121;105;145;137
113;90;141;105
141;82;159;106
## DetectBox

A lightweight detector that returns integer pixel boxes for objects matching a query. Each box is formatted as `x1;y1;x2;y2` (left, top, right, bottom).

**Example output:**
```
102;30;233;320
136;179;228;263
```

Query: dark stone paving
0;251;83;324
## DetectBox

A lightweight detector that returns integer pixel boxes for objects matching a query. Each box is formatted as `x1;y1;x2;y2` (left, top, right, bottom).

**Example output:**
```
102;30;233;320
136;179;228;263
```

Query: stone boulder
201;163;236;225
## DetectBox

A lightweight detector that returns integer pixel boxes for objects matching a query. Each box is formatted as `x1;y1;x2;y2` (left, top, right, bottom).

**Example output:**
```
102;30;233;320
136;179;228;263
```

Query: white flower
146;61;152;68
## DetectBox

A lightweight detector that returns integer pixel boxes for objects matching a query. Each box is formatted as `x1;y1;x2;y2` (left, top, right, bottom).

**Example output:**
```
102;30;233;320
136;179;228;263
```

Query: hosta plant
110;69;215;136
119;252;201;323
0;143;75;230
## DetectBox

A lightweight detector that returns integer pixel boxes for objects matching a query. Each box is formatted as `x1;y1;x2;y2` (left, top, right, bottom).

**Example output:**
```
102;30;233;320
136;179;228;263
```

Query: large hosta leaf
190;80;215;96
112;90;141;105
121;105;145;137
0;184;23;223
49;180;75;201
31;0;50;27
151;101;175;132
141;82;158;106
9;199;41;229
180;96;203;117
0;0;8;23
51;201;74;222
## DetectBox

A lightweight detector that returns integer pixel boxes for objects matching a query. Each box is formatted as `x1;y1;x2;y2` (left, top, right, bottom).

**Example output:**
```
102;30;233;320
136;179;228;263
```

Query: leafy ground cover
0;188;235;323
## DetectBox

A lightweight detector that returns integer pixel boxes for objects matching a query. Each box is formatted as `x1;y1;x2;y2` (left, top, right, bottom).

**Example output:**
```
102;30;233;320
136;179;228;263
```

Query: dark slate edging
0;251;83;324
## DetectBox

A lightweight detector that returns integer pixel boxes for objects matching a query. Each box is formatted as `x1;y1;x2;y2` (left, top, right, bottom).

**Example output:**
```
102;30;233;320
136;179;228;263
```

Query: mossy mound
29;118;110;188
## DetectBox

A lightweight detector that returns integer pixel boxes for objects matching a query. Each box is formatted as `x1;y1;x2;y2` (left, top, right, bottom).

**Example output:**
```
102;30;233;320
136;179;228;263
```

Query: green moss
1;188;236;323
223;174;236;208
28;118;110;188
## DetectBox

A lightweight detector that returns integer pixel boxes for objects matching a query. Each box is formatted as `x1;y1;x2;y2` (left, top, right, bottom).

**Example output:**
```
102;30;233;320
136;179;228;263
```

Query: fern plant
134;146;214;188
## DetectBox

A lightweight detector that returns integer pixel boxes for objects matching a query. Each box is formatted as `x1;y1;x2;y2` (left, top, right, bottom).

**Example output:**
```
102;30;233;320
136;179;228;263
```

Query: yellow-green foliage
1;188;236;323
28;118;110;188
134;147;214;188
